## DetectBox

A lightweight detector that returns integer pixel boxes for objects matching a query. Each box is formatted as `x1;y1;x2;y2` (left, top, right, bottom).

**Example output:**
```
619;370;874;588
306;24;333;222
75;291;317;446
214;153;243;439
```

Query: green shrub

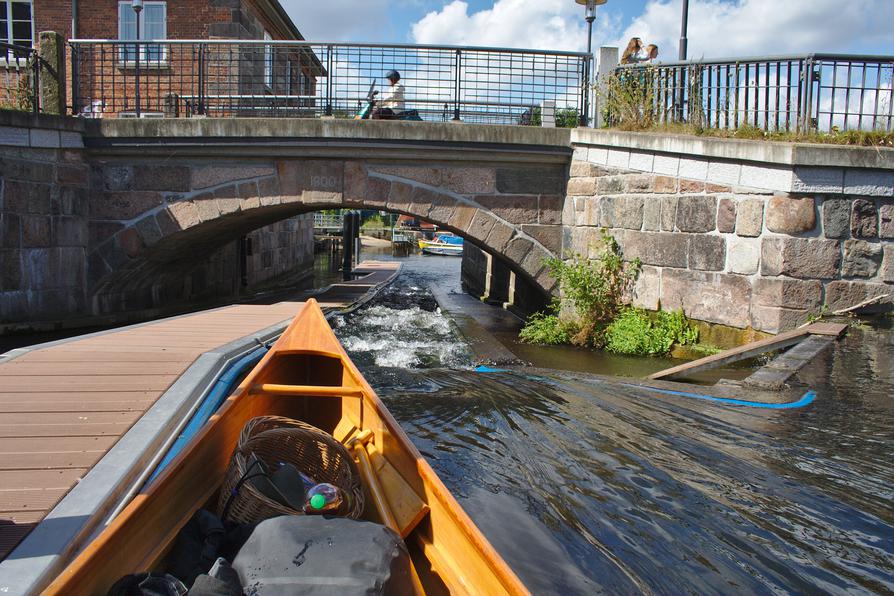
526;107;581;128
518;311;573;345
361;213;385;230
520;230;641;347
604;308;699;356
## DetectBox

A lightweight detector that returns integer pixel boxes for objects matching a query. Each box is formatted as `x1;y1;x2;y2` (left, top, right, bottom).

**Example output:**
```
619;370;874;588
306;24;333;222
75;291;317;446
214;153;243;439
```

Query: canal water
333;252;894;595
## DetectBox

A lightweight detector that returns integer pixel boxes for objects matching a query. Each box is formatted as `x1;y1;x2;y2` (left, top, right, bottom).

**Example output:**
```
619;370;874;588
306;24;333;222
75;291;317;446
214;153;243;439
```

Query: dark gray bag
231;516;413;596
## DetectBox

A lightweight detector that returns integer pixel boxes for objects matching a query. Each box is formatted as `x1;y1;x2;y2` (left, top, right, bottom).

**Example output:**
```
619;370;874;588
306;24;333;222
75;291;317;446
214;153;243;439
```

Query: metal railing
313;213;343;230
68;40;589;125
0;41;45;114
610;54;894;133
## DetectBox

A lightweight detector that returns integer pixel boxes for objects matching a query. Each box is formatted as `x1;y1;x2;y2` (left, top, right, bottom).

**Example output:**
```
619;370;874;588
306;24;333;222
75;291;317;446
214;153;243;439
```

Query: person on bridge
373;70;406;119
621;38;644;64
643;44;659;63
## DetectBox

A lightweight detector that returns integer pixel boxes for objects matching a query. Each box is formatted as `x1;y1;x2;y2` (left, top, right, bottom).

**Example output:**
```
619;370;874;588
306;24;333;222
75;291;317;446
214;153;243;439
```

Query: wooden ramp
648;322;848;381
311;261;401;309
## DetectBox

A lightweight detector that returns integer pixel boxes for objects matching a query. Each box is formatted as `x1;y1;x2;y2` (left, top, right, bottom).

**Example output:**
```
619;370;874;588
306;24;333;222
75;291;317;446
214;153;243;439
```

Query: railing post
453;49;461;121
580;53;590;127
593;46;618;128
197;42;206;115
802;56;815;133
71;43;80;115
675;65;686;123
325;44;333;116
37;31;66;115
134;38;141;117
31;48;40;115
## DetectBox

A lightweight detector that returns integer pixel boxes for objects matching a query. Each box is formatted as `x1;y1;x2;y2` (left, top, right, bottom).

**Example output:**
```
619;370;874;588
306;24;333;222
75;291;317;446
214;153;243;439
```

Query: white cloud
614;0;894;62
410;0;618;52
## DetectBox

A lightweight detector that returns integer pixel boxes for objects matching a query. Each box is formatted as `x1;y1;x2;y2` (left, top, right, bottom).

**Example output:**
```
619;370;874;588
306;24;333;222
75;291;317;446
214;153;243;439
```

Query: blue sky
281;0;894;59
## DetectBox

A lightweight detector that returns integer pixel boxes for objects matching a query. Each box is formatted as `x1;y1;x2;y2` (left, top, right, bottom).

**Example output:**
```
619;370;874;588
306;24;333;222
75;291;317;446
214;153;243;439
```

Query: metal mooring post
353;211;361;267
342;211;353;281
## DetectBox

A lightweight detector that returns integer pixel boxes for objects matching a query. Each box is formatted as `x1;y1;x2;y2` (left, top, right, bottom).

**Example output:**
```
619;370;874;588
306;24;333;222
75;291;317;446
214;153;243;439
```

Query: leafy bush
518;312;572;345
604;308;698;356
525;107;581;128
519;232;701;357
520;230;641;347
360;213;385;230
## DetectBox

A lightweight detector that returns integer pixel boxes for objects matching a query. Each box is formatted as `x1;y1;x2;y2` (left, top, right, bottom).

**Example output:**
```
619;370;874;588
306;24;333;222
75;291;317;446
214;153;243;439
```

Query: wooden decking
0;261;401;564
0;302;308;561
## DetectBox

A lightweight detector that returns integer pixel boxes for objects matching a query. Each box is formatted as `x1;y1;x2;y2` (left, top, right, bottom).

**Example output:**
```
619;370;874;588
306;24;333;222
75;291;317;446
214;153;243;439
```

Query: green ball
310;493;326;510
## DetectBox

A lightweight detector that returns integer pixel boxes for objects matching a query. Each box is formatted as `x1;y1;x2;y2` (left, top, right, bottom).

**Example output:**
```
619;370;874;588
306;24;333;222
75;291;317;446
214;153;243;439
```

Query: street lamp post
676;0;690;122
575;0;607;127
132;0;143;117
679;0;689;60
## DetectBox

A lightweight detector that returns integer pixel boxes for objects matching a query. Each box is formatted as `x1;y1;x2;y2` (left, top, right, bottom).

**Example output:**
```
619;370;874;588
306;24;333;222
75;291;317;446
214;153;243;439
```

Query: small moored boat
419;233;464;256
45;299;528;595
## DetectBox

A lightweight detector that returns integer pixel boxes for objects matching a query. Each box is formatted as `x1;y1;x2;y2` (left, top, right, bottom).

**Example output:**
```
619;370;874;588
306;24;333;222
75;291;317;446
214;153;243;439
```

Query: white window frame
0;0;34;63
263;31;273;89
117;0;168;67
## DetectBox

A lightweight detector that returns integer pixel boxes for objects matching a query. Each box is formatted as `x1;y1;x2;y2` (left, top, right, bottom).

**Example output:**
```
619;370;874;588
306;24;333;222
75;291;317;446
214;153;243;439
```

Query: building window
118;1;167;65
0;0;33;54
263;31;273;88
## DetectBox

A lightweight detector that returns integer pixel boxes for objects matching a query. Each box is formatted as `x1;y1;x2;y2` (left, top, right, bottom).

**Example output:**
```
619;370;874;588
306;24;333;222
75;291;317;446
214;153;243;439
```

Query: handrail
608;53;894;133
66;39;589;125
617;52;894;68
69;38;590;57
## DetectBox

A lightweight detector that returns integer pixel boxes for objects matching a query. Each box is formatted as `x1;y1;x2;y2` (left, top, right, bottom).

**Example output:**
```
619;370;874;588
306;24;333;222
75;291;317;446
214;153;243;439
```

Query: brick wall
30;0;317;116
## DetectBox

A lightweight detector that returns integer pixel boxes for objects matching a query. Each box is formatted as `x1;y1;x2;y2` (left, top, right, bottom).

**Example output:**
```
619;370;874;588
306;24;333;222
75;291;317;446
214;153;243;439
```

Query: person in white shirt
374;70;405;118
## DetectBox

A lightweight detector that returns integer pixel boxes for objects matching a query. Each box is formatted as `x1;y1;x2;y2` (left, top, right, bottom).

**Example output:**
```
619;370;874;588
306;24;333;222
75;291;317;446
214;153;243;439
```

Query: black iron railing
68;40;589;125
609;54;894;133
0;41;45;114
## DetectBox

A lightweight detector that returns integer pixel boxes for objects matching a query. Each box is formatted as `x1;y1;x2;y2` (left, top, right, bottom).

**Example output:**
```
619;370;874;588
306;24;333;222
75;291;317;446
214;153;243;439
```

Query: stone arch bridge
86;119;570;314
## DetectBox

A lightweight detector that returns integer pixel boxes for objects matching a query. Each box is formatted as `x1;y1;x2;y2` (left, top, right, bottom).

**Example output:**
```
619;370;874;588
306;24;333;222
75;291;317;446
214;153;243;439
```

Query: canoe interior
45;300;527;596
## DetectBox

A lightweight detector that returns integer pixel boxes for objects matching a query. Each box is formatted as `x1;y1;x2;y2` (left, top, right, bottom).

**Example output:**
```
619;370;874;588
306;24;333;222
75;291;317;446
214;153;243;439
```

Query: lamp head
575;0;606;20
132;0;143;13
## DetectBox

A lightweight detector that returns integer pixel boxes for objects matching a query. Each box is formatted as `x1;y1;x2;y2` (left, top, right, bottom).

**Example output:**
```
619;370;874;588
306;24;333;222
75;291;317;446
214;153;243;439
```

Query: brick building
2;0;321;116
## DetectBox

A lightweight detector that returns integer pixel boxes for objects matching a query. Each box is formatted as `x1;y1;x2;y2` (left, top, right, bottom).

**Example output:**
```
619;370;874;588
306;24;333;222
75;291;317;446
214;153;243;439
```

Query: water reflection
333;258;894;594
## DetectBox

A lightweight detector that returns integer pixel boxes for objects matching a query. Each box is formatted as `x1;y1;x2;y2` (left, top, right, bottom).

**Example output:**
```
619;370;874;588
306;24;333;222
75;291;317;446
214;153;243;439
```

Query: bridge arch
87;155;565;313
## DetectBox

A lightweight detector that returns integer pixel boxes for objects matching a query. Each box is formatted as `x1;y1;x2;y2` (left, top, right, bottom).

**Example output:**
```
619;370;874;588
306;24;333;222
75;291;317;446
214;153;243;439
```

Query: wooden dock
647;322;848;382
0;261;400;569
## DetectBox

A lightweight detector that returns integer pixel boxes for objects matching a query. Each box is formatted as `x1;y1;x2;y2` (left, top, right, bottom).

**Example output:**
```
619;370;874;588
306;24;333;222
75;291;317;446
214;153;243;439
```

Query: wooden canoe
45;299;529;595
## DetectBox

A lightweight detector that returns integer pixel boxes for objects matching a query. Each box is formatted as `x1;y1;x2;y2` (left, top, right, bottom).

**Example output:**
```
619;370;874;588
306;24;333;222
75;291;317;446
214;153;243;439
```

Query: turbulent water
332;257;894;595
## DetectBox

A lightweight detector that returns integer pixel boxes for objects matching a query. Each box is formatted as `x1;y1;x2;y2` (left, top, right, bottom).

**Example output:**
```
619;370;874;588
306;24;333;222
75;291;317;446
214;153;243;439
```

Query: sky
279;0;894;59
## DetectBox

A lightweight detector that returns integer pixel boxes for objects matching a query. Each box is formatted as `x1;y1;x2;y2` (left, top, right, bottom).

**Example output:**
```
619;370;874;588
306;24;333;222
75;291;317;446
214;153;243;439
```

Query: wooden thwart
648;322;847;381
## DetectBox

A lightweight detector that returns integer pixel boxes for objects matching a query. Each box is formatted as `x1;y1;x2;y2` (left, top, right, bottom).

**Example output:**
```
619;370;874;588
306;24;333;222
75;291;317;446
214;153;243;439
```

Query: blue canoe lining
147;345;270;484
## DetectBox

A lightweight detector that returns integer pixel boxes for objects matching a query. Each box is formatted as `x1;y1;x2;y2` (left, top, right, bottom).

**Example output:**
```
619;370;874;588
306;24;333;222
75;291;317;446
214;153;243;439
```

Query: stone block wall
0;113;316;327
0;115;89;325
567;130;894;333
245;214;314;288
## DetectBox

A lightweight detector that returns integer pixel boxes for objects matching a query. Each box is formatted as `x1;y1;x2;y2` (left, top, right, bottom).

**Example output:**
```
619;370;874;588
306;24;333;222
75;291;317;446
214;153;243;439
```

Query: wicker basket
217;416;364;524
